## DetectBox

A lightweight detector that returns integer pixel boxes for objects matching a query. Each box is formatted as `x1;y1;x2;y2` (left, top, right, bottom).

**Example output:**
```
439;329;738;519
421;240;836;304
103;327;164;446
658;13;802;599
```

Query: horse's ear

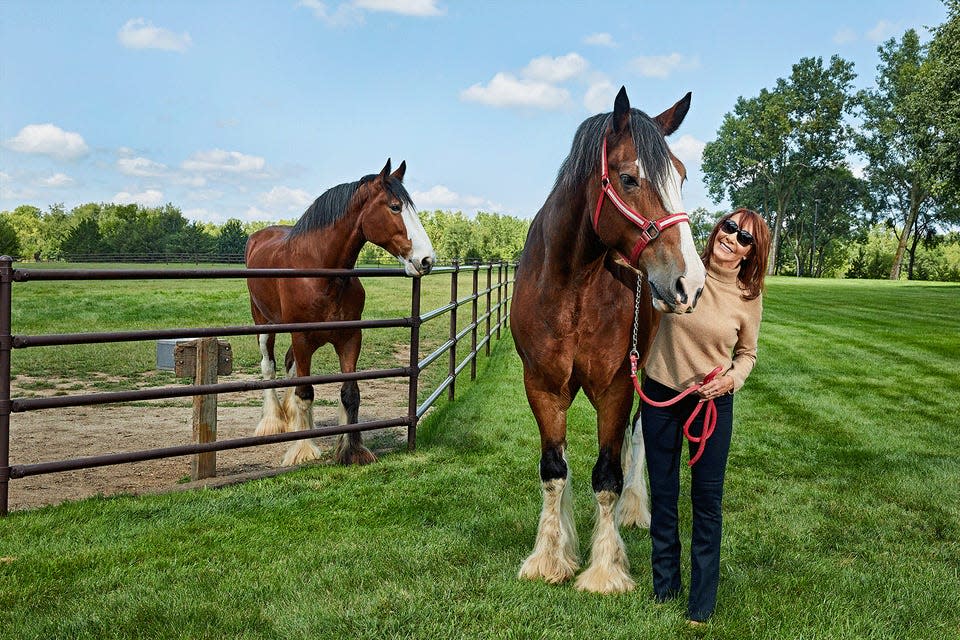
391;160;407;182
654;92;691;136
612;86;630;134
379;158;392;181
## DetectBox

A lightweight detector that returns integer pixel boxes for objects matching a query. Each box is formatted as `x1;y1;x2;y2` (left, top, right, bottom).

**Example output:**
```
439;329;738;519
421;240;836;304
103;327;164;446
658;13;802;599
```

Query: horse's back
245;225;292;268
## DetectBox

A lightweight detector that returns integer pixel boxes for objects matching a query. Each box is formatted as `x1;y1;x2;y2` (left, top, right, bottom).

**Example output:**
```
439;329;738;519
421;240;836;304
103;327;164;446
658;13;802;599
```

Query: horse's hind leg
518;375;579;584
575;377;635;594
280;333;322;466
332;329;376;465
254;330;288;436
617;411;651;528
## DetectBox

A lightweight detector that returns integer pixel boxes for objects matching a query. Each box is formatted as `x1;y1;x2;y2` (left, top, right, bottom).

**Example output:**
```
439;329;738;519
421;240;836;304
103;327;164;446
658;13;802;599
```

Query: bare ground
7;376;412;512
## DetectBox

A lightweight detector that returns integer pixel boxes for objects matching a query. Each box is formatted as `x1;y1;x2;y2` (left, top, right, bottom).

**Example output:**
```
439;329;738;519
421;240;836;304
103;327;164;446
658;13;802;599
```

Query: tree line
0;202;532;265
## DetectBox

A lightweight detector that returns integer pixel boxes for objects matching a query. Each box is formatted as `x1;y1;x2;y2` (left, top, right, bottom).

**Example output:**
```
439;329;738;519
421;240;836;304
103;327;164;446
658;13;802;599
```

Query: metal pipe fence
0;257;514;515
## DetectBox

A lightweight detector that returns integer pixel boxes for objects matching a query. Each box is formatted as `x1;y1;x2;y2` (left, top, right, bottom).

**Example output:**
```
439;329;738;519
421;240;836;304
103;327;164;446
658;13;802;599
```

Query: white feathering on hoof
618;415;651;528
279;394;320;466
518;474;579;584
575;491;635;593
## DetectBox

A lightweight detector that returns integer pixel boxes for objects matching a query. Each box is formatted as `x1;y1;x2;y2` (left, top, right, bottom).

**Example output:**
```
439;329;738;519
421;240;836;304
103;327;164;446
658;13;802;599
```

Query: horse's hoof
281;440;321;466
334;446;377;466
254;415;288;436
616;488;651;529
518;552;579;584
573;563;636;594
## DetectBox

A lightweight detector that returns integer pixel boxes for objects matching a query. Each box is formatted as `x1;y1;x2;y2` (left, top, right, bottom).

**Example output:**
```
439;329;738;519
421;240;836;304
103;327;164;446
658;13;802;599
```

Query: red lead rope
630;353;723;467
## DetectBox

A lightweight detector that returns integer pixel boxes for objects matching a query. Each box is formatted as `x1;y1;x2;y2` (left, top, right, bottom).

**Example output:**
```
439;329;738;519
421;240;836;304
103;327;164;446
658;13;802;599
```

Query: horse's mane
552;108;671;198
289;174;414;238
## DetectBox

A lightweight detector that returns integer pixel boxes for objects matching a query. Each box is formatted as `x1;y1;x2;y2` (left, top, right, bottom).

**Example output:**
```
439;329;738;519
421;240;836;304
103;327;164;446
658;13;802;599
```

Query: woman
641;207;770;624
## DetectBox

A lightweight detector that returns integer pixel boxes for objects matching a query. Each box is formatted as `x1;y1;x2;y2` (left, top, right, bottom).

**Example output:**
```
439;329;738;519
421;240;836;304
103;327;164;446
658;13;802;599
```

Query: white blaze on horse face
400;203;436;276
653;161;706;313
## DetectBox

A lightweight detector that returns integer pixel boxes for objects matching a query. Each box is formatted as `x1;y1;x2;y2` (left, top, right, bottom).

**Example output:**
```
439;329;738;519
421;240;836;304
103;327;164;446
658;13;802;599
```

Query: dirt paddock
6;377;411;512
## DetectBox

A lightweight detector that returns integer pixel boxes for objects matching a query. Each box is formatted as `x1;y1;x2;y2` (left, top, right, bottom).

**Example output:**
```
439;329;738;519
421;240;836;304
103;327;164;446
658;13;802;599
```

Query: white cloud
118;18;192;52
5;123;89;160
584;32;616;47
353;0;444;16
297;0;364;26
522;53;588;84
461;72;570;109
113;189;165;207
181;149;266;175
867;20;899;43
630;53;700;78
412;185;493;211
117;156;168;177
584;80;616;113
833;27;857;44
258;186;313;212
40;173;75;188
670;134;706;167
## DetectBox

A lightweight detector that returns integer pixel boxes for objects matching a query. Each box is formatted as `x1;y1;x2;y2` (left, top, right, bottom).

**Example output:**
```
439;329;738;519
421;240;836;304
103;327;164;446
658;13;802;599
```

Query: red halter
593;136;690;265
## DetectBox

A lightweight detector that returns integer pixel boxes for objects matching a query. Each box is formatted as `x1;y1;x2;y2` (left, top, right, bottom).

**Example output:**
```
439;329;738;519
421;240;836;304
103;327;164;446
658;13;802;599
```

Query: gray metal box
156;339;190;371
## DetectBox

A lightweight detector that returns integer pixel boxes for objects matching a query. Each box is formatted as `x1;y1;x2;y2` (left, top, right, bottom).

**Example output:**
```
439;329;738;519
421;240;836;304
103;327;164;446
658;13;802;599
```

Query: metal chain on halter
629;273;642;363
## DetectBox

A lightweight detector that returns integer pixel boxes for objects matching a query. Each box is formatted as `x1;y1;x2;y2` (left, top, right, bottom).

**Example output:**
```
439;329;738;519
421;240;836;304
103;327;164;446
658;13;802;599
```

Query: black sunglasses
720;218;754;247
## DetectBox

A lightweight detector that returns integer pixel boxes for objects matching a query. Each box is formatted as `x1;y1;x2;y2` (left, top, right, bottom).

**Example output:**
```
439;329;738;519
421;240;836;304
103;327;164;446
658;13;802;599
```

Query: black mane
289;173;415;238
552;108;671;198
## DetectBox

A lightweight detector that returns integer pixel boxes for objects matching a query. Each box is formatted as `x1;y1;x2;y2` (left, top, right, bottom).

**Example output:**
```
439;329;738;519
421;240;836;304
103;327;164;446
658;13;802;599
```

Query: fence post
499;261;505;337
485;264;492;356
0;256;12;516
470;263;479;380
191;337;219;480
407;275;422;451
448;260;459;401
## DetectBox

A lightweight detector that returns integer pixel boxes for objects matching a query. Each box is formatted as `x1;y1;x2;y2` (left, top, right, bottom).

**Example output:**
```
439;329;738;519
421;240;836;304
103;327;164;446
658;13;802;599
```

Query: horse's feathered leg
254;331;288;436
280;334;321;466
518;377;579;584
575;376;635;594
617;411;651;528
332;329;376;465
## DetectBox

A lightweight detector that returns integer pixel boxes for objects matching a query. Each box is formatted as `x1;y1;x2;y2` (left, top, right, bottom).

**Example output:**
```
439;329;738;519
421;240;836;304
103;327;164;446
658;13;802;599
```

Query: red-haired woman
640;208;771;624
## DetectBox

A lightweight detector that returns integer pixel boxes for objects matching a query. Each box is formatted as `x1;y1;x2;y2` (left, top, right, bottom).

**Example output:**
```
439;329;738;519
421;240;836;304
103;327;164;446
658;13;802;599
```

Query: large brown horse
245;159;435;467
511;87;706;593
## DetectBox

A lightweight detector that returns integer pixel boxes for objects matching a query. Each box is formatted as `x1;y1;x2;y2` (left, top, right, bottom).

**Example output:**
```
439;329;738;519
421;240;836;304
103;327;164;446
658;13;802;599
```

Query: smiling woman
634;207;771;623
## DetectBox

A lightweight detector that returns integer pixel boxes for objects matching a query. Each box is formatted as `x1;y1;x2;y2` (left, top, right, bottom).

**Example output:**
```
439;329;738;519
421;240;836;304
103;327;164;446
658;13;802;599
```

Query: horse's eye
619;174;639;188
388;203;402;213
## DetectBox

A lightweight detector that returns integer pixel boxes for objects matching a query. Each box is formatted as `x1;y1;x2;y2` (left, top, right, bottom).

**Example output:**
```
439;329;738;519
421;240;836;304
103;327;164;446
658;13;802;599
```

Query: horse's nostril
421;256;434;272
675;277;688;305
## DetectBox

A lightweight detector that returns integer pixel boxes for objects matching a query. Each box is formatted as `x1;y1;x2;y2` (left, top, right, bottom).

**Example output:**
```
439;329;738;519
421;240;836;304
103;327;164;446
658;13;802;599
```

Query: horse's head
593;87;706;313
360;159;435;276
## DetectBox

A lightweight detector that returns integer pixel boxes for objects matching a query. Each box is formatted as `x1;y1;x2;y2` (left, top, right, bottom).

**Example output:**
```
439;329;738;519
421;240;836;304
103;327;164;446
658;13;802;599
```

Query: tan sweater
644;261;762;393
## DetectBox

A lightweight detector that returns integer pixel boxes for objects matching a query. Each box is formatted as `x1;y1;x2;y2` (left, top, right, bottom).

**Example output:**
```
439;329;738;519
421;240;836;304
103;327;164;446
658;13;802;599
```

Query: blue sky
0;0;949;224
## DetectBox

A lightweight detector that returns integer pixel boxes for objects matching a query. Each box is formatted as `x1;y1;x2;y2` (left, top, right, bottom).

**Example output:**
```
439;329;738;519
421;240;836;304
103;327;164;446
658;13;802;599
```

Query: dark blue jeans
641;377;734;622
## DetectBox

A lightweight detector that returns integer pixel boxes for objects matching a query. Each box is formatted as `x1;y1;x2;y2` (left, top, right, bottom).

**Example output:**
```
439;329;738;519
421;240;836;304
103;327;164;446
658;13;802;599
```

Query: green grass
1;276;958;639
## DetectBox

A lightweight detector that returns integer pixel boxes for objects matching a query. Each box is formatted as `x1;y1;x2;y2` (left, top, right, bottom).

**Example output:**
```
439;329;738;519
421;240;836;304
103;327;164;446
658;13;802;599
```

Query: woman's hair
701;207;770;300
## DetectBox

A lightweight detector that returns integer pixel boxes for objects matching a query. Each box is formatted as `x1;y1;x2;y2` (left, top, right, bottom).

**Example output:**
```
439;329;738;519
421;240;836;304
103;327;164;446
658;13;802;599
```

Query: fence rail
0;257;514;515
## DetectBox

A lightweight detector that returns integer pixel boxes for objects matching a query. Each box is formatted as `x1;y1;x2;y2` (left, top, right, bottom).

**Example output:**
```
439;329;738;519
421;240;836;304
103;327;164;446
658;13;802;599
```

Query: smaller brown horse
511;87;706;593
245;159;435;466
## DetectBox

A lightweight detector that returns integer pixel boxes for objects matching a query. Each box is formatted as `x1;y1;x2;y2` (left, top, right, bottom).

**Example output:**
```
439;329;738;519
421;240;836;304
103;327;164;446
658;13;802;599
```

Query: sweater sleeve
726;297;762;392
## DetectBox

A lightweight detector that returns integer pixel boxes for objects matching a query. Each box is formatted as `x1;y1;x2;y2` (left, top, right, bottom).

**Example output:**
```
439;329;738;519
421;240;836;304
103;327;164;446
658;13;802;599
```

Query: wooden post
175;337;231;481
191;337;218;480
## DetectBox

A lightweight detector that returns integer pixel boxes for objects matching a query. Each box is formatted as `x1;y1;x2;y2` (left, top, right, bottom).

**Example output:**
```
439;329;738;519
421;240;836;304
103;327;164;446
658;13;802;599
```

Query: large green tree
702;55;857;274
922;0;960;206
215;218;248;258
855;30;943;280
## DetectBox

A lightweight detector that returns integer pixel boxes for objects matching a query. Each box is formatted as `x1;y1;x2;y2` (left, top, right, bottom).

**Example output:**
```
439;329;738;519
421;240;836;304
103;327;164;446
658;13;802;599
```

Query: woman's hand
698;374;734;400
